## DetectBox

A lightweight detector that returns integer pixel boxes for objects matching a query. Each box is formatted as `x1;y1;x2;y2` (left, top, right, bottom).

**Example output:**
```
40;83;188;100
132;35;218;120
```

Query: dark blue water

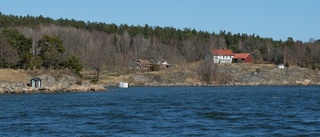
0;86;319;136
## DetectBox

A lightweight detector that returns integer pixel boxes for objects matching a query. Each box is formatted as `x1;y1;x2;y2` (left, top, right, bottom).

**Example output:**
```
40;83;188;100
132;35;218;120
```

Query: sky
0;0;319;42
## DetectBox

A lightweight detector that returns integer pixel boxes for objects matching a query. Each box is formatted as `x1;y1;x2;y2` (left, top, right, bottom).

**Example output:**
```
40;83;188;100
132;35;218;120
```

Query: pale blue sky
1;0;319;41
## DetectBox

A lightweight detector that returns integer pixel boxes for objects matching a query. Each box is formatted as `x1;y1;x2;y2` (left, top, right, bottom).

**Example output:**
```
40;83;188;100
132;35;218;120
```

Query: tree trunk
95;68;100;81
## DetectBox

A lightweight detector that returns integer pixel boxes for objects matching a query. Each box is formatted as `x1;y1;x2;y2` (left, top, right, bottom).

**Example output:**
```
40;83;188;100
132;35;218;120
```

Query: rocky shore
102;64;320;87
1;64;319;94
0;74;105;94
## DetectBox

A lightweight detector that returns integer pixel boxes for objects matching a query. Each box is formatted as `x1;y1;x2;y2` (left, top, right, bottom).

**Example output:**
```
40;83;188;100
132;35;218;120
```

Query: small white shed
277;64;285;69
30;78;42;88
118;82;129;88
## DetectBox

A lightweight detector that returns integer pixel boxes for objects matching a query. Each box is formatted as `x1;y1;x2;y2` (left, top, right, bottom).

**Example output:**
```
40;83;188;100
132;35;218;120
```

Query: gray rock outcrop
38;74;57;88
0;82;29;94
124;64;320;86
0;74;105;94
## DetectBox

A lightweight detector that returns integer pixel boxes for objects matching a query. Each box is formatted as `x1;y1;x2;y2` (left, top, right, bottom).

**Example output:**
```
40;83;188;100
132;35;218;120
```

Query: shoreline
105;79;319;87
0;81;105;94
1;82;318;94
1;63;319;94
108;83;319;88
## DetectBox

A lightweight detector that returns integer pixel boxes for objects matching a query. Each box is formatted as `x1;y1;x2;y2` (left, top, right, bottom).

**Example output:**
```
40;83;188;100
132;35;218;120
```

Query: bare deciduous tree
196;54;217;84
0;36;20;68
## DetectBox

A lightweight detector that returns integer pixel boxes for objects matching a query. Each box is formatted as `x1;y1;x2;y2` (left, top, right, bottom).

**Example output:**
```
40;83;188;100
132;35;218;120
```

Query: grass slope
0;69;81;83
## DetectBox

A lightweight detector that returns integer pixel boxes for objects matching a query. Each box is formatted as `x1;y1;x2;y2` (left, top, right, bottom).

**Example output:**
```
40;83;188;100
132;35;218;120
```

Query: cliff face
102;63;320;86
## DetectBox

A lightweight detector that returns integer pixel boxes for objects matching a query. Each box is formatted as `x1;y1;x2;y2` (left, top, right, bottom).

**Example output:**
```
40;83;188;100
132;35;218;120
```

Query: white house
211;49;234;63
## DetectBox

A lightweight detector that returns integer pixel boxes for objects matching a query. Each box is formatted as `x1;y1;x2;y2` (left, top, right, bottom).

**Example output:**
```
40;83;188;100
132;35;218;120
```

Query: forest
0;12;320;80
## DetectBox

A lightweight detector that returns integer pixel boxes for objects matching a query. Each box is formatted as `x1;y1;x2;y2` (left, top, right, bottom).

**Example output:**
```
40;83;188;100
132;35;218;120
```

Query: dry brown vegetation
97;62;320;86
0;69;30;83
1;62;319;86
0;69;81;83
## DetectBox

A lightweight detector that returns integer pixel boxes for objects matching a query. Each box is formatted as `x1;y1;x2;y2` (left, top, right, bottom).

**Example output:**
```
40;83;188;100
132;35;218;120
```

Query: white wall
213;55;234;63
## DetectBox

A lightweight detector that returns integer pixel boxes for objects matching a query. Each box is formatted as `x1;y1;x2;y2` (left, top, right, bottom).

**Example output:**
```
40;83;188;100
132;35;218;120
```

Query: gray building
30;78;42;88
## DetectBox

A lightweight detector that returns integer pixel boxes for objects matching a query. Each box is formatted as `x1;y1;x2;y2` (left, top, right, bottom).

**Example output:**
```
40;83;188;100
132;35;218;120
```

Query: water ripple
0;86;319;136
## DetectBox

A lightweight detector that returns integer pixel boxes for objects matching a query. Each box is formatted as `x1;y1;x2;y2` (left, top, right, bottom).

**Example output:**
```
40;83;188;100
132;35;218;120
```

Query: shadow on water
199;111;270;123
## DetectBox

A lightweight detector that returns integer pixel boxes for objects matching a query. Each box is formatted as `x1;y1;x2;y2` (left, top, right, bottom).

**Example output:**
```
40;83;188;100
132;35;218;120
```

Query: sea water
0;86;319;136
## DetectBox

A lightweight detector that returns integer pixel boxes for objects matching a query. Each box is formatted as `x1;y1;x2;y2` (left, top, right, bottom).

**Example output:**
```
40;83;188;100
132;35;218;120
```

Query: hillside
0;69;81;83
0;69;30;83
1;62;319;88
0;69;108;94
99;63;320;86
1;13;320;76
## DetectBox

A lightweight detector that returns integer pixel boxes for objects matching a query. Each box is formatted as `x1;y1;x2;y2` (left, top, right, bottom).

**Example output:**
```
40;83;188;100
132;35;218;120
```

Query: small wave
83;121;99;125
302;121;320;126
201;111;232;120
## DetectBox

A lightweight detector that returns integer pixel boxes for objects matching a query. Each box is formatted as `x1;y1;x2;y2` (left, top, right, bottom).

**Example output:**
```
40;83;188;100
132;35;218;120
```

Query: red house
233;53;254;63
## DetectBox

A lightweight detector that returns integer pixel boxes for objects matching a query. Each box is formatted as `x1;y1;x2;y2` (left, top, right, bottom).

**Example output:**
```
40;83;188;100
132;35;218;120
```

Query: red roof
234;53;253;59
211;49;234;56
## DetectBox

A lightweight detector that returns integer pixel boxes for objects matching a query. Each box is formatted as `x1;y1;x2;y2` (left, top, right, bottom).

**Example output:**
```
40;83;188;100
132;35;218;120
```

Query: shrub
285;62;289;67
150;64;160;71
216;72;233;85
196;60;217;84
63;55;83;76
255;68;261;73
90;78;98;84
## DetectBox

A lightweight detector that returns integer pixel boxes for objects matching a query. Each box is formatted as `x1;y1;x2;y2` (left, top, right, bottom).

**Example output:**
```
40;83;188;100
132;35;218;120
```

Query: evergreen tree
2;28;32;69
64;55;83;75
37;35;65;69
0;35;19;68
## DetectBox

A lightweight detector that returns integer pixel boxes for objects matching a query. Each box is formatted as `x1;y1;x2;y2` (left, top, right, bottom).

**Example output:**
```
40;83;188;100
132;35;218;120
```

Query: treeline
0;13;320;79
0;28;82;74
